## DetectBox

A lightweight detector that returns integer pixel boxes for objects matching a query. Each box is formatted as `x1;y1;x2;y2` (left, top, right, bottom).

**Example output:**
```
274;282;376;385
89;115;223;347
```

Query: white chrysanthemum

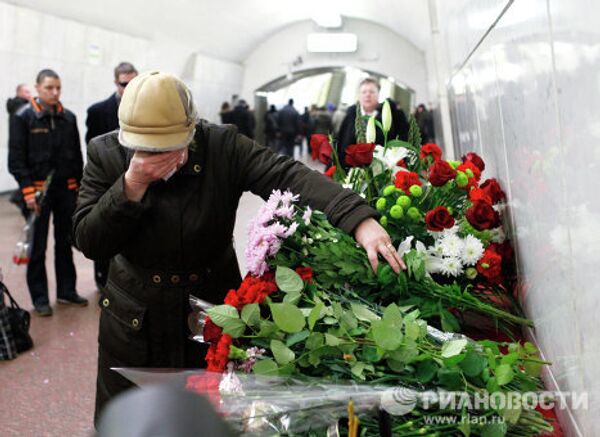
490;227;506;244
461;235;485;266
424;254;444;275
428;242;444;257
439;257;464;277
439;234;464;257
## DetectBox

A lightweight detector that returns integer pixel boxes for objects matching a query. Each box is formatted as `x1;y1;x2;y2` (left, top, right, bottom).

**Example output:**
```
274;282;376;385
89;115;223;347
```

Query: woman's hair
220;102;231;112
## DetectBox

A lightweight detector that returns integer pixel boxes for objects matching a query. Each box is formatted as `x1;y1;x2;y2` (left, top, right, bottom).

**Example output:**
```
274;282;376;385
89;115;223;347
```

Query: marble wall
436;0;599;434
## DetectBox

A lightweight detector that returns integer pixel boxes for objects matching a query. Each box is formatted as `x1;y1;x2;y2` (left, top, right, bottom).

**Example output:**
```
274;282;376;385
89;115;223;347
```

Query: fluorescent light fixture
307;33;357;53
312;10;342;28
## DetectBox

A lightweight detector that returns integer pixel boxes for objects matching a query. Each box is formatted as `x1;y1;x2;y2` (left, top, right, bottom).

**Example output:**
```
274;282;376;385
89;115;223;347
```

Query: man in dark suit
85;62;137;291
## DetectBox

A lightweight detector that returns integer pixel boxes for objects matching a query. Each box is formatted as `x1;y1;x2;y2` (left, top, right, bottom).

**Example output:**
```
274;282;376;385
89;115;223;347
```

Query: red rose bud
457;161;482;182
397;159;407;168
428;160;457;186
425;206;455;232
295;266;313;283
310;134;329;161
203;317;223;343
469;187;493;205
462;152;486;172
420;143;443;162
345;143;376;167
480;178;506;204
324;165;337;178
466;201;500;230
394;171;422;192
477;248;502;280
318;140;333;165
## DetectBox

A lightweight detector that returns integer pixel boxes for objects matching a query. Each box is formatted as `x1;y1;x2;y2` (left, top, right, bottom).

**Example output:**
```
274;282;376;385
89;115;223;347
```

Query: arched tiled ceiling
11;0;431;62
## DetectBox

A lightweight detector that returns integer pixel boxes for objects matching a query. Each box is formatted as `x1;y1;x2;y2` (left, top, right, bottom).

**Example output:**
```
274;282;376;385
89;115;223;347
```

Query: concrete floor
0;147;318;436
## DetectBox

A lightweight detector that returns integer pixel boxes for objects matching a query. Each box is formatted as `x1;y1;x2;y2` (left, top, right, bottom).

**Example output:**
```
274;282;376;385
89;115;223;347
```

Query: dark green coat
73;120;376;421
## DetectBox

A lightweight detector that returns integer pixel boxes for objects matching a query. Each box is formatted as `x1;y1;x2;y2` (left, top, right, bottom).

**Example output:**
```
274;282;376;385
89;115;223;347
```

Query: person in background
332;103;348;134
337;77;408;168
299;106;313;152
86;62;138;292
8;69;87;316
415;103;435;144
72;71;404;423
277;98;300;157
6;83;32;218
313;106;333;135
230;99;255;139
219;102;233;124
264;104;279;151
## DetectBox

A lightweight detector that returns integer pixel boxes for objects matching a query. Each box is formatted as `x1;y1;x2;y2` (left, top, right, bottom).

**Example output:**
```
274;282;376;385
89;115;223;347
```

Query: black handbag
0;282;33;353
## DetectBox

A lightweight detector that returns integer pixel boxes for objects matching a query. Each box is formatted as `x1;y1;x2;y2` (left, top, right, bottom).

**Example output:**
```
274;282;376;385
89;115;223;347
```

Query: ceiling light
307;33;357;53
312;11;342;28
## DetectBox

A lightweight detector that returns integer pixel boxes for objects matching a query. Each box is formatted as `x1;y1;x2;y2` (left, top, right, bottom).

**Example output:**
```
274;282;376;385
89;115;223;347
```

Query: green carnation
376;198;387;211
390;205;404;219
456;171;468;187
383;185;396;197
396;195;411;209
380;216;388;227
407;207;420;221
409;185;423;197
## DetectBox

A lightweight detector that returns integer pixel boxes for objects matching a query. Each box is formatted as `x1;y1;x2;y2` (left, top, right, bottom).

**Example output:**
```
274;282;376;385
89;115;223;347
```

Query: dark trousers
279;133;296;156
27;187;77;307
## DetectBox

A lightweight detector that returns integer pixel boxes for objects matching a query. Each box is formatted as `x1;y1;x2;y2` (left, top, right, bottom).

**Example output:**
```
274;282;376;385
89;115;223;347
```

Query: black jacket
6;97;28;116
8;99;83;191
337;99;409;167
86;93;119;144
278;105;300;136
229;105;255;138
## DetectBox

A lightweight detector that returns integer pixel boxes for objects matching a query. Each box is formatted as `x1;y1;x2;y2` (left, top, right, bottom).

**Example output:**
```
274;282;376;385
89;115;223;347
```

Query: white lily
366;115;376;143
373;145;409;173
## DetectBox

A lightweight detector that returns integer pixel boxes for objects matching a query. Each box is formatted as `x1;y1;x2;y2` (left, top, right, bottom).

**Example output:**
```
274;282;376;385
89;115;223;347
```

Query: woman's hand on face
123;149;186;201
354;217;406;274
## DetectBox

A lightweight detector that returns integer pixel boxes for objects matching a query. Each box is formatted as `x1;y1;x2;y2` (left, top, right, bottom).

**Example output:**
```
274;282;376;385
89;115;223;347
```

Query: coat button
171;274;180;284
132;318;139;328
189;273;199;282
152;274;162;284
193;164;202;173
102;298;110;307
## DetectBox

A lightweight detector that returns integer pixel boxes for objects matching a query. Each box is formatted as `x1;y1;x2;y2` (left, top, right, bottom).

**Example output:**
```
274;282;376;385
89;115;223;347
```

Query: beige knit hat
118;71;197;151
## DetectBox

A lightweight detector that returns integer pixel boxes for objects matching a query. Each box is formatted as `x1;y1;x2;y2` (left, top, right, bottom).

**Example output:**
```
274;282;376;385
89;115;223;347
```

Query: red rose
469;187;493;205
466;201;500;230
489;242;513;261
420;143;443;162
310;134;329;161
224;289;241;310
324;165;336;178
397;159;407;168
425;206;455;231
428;161;457;186
477;248;502;281
462;152;485;172
345;143;375;167
318;141;333;165
394;171;422;192
480;178;506;204
295;266;313;283
457;161;482;182
203;317;222;343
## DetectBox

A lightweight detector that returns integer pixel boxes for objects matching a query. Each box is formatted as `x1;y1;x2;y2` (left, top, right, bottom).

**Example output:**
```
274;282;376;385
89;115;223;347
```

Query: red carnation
466;201;500;230
477;248;502;281
206;333;232;372
324;165;337;178
397;159;407;168
420;143;443;162
428;161;457;186
462;152;485;172
469;187;493;205
425;206;455;231
224;289;241;310
295;266;313;283
394;171;422;192
345;143;376;167
457;161;482;182
489;242;513;262
310;134;329;161
480;178;506;204
203;317;222;344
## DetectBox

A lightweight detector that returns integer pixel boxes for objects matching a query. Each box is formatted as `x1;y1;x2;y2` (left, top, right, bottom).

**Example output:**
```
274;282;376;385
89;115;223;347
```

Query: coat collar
31;97;64;119
179;124;205;176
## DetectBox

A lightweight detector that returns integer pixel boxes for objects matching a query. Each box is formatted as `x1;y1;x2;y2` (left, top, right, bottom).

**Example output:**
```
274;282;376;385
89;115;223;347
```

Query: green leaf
459;351;488;377
206;304;239;328
388;341;419;364
440;309;461;332
270;303;306;333
361;346;383;363
340;311;358;331
500;352;519;366
382;303;403;327
275;265;304;293
495;364;514;386
308;302;324;331
257;320;277;337
372;320;403;351
480;422;508;437
283;290;301;305
271;339;295;365
351;303;380;322
437;368;463;391
501;405;522;425
351;362;367;379
286;330;310;347
222;318;246;338
306;332;324;350
458;418;471;436
404;320;421;341
252;358;278;375
524;361;543;377
241;303;260;326
486;377;500;393
416;359;438;383
441;339;468;358
325;333;342;347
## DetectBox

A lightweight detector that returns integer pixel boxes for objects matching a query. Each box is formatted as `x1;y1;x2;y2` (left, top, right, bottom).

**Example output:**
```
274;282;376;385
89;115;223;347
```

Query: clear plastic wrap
12;213;35;265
